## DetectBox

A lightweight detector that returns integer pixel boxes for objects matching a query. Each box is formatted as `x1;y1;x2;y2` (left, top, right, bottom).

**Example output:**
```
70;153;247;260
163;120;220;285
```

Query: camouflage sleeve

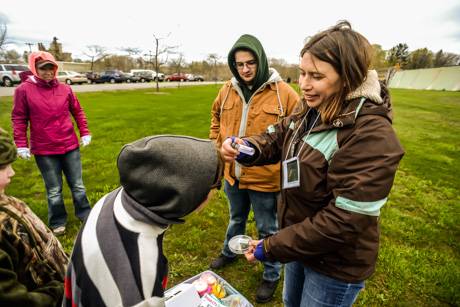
0;247;64;307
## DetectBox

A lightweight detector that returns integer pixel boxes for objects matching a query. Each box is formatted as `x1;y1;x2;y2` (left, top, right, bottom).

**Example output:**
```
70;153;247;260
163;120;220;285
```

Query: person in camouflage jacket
0;127;69;306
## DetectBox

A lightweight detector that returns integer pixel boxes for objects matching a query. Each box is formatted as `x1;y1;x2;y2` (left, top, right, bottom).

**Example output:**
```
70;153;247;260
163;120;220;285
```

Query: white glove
81;135;92;147
17;147;31;160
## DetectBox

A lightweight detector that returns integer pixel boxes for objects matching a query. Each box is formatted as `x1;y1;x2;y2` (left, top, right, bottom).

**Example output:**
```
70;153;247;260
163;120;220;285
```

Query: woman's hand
220;137;244;162
17;147;31;160
81;135;92;147
244;239;263;263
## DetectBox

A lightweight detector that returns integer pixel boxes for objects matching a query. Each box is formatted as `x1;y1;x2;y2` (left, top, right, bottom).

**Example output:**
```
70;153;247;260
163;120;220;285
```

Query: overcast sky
1;0;459;64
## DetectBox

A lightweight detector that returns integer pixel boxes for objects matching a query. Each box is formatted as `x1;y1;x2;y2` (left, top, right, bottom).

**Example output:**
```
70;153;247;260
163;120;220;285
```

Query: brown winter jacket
242;71;404;282
209;69;299;192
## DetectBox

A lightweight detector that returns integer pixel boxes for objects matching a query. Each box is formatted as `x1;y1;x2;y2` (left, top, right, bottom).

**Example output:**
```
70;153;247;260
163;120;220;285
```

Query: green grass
0;87;458;306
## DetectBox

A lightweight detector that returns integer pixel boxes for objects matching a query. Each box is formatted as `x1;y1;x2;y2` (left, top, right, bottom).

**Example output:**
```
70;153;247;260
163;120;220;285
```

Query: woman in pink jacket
12;51;92;236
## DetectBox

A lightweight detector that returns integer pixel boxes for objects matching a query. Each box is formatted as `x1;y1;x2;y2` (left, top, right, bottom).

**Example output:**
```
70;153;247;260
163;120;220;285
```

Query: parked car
186;74;205;82
131;71;155;82
165;73;188;82
84;71;99;84
91;70;128;83
0;64;30;87
132;71;153;82
130;69;165;82
56;71;88;85
123;72;141;83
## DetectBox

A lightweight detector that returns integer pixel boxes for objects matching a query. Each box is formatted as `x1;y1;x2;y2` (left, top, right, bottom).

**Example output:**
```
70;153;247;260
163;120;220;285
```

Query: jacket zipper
234;84;267;179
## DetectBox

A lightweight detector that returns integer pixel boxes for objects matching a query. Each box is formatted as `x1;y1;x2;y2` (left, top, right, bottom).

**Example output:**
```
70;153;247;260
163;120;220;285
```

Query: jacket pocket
222;98;235;110
262;103;281;116
247;103;281;135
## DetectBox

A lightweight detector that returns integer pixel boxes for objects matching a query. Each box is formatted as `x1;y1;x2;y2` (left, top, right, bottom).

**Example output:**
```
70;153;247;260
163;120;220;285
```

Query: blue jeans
283;261;364;307
222;180;281;282
35;148;91;228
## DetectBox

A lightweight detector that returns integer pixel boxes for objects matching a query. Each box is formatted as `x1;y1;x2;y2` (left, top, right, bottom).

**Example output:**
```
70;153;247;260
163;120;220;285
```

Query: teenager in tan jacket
209;34;299;303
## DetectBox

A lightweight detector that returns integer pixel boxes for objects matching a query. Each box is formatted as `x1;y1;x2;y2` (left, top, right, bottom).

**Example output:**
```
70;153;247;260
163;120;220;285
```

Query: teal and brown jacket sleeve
243;113;297;166
264;114;404;261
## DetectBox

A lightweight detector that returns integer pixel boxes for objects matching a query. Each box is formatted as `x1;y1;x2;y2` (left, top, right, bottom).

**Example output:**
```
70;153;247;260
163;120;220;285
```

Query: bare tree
169;53;185;88
370;44;388;70
0;13;10;51
83;45;108;72
121;47;142;57
0;23;7;50
152;33;178;92
143;50;153;69
406;48;433;69
1;50;21;63
207;53;221;84
103;54;136;72
433;50;460;67
120;47;142;70
386;43;409;69
269;58;298;83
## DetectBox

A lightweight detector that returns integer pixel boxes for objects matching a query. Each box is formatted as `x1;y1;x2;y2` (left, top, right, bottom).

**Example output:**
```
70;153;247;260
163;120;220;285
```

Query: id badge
282;157;300;189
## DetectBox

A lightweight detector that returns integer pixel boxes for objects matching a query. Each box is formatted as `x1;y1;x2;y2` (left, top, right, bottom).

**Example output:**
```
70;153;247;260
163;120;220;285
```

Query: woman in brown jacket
220;21;404;306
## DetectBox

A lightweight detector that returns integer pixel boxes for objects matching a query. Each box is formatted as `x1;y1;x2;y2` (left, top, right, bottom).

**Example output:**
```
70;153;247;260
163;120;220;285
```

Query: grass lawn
0;86;458;306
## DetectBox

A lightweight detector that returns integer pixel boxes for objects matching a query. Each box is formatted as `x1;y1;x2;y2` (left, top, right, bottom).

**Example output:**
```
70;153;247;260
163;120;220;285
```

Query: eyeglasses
234;60;257;70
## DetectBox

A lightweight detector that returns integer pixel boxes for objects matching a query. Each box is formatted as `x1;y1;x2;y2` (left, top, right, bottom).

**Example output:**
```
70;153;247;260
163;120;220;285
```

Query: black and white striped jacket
63;188;168;307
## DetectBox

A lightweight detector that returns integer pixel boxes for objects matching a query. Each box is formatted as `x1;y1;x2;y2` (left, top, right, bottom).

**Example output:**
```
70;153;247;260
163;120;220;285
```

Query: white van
130;69;164;82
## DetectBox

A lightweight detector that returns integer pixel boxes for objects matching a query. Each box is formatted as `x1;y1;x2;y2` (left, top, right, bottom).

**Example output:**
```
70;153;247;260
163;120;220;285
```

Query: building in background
38;37;72;62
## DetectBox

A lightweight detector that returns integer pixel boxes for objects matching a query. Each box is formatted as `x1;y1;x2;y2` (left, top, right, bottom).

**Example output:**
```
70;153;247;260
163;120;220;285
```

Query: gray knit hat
117;135;223;225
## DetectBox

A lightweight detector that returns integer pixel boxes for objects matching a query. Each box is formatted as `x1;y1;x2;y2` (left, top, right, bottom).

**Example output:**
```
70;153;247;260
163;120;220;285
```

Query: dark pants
35;148;91;228
222;180;281;282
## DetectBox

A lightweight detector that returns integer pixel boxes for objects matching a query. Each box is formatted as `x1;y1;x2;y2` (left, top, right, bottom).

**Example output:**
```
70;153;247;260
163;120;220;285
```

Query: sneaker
209;254;237;269
52;226;66;236
256;279;279;303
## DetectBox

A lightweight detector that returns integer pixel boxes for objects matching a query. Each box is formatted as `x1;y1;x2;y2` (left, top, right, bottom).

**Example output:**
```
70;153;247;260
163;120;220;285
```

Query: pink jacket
12;51;90;155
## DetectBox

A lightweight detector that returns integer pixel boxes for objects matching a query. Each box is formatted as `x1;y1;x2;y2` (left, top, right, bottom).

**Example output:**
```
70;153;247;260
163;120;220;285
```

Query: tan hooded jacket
209;68;299;191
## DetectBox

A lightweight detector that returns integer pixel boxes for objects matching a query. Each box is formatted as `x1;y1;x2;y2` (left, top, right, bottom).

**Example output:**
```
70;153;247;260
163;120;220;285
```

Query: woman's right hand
220;137;243;162
244;239;263;263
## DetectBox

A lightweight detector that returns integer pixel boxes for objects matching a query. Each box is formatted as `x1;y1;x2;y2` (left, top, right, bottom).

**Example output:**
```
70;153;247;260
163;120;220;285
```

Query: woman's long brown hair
298;21;372;124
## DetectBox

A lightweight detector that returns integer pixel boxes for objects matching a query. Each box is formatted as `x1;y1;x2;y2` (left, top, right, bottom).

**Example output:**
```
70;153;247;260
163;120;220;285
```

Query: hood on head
117;135;223;225
19;70;33;82
28;51;58;79
228;34;270;91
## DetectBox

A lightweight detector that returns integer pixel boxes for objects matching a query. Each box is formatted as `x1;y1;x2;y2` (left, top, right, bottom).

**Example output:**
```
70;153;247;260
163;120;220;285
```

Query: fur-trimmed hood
335;70;393;128
311;70;394;131
346;70;383;104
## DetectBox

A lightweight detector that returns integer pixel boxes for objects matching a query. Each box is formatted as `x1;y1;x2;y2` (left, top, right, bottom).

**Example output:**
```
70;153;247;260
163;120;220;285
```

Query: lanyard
284;109;321;160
